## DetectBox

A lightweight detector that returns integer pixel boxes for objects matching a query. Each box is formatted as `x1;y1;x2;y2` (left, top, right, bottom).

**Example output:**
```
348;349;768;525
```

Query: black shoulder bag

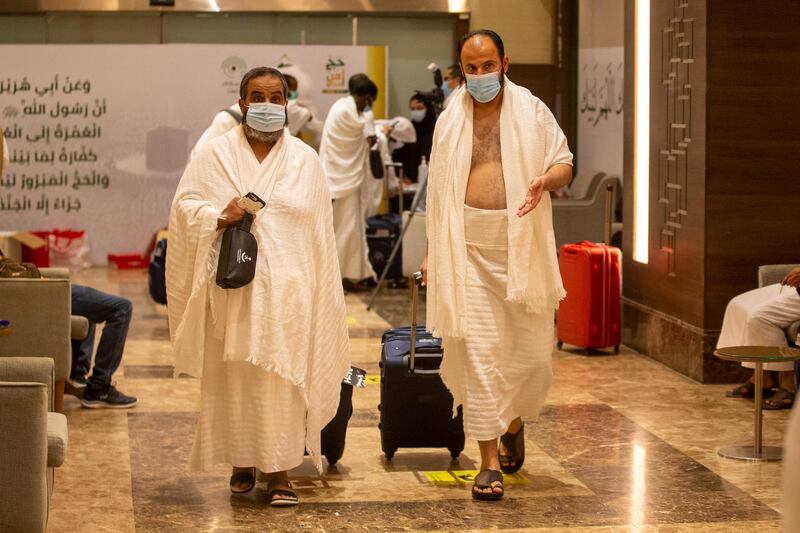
215;212;257;289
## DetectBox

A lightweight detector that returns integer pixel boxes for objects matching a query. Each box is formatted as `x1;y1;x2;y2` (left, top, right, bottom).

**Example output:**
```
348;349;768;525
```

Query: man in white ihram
320;73;379;292
422;30;573;501
167;67;350;507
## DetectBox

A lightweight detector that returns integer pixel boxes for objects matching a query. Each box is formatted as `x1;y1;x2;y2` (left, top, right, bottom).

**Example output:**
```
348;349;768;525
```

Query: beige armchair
0;274;71;411
0;357;68;533
552;173;622;248
758;264;800;346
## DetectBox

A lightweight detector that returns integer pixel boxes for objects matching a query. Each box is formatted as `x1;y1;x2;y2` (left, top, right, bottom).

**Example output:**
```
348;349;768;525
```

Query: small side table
714;345;800;462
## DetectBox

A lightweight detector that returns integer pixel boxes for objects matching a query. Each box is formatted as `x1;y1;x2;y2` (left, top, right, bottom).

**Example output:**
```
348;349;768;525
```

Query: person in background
190;104;243;161
68;286;137;408
320;73;379;293
284;74;321;137
395;95;435;181
442;63;465;109
719;266;800;409
362;116;417;218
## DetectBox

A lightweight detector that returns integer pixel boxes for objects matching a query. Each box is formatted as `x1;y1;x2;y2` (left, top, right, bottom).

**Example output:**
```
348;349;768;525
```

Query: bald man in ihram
422;30;573;501
167;67;349;506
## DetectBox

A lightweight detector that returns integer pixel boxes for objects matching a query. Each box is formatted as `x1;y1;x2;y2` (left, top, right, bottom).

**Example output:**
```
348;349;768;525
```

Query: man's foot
230;467;257;494
265;471;299;507
764;388;795;410
726;381;772;399
80;384;138;409
472;469;504;501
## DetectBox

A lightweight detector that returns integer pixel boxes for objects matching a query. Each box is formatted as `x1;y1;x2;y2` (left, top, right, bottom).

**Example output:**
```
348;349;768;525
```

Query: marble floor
45;268;790;532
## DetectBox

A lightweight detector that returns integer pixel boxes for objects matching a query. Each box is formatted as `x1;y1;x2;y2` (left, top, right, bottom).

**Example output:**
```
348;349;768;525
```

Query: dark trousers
71;285;132;391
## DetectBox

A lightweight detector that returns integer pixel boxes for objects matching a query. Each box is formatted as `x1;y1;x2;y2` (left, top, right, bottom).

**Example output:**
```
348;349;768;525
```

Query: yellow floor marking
422;471;458;485
364;375;381;384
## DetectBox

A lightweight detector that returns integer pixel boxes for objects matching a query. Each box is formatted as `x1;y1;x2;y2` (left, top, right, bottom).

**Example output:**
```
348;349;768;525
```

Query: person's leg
70;321;96;382
475;439;503;496
71;285;136;407
75;288;132;390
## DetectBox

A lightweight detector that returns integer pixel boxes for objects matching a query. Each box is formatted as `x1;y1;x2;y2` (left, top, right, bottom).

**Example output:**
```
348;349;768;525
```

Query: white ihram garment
717;284;800;371
321;96;376;280
426;80;573;440
167;127;350;473
442;206;554;440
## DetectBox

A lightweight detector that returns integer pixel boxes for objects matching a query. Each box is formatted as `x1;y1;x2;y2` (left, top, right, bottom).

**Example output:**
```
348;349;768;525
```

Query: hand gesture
217;197;247;230
782;267;800;288
517;176;546;218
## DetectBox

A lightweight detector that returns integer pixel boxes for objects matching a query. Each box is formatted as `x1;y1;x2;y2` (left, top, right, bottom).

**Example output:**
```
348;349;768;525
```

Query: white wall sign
0;44;384;264
577;46;624;179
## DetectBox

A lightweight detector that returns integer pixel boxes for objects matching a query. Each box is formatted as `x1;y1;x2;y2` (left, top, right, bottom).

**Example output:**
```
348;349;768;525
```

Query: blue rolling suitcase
378;273;465;460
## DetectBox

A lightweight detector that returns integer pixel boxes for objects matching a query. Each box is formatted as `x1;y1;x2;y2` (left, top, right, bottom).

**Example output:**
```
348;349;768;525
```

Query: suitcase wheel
556;341;563;350
384;449;396;461
614;345;620;355
449;450;460;460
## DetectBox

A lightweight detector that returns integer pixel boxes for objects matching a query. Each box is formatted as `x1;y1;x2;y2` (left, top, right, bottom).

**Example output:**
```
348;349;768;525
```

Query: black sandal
764;388;795;410
472;469;504;501
268;481;299;507
726;381;770;399
229;467;256;494
499;422;525;474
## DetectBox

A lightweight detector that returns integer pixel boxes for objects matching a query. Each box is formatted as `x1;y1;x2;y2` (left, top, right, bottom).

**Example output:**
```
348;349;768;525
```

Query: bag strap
223;108;243;124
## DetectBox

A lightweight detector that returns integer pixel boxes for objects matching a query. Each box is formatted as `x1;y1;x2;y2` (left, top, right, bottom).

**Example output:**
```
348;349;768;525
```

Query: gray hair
239;66;288;100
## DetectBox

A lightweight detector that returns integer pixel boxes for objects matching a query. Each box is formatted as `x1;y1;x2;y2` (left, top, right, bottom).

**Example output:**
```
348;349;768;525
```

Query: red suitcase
556;241;621;354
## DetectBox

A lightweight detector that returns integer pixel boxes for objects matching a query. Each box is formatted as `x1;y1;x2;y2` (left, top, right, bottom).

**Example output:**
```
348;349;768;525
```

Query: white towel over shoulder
425;79;572;339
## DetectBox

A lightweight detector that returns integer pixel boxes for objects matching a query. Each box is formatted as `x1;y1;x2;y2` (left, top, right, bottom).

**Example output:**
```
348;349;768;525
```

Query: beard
242;122;284;145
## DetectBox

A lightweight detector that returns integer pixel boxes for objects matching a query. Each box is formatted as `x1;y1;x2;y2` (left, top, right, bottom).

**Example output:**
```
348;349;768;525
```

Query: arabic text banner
0;44;386;264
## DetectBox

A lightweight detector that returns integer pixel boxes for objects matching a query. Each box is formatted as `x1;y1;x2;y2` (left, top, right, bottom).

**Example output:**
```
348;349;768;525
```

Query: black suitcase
148;238;168;305
366;214;404;286
379;273;465;460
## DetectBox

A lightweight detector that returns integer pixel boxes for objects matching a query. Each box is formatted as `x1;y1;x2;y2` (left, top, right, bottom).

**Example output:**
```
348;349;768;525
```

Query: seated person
718;266;800;409
69;285;137;409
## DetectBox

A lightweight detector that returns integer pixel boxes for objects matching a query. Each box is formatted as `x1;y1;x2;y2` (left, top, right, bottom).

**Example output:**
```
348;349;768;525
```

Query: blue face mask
465;71;502;103
410;109;427;123
441;81;452;98
245;102;286;133
289;90;298;101
363;104;372;114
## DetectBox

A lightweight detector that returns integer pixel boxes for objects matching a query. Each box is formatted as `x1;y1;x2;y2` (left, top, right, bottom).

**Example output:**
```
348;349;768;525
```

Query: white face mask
410;109;427;123
244;102;286;133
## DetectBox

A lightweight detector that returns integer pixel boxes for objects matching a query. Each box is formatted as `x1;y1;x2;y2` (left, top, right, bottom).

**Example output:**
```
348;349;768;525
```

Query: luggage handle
603;183;614;244
409;271;423;371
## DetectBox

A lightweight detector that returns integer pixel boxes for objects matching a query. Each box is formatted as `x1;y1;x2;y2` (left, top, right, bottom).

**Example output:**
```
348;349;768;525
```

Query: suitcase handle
409;271;423;371
603;183;614;244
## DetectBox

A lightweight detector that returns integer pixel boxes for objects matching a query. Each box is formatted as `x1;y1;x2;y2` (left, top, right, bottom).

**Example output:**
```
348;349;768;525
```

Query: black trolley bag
378;272;465;460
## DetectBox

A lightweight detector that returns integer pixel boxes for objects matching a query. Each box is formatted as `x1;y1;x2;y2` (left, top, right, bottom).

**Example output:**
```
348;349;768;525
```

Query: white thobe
717;284;800;371
320;96;376;281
